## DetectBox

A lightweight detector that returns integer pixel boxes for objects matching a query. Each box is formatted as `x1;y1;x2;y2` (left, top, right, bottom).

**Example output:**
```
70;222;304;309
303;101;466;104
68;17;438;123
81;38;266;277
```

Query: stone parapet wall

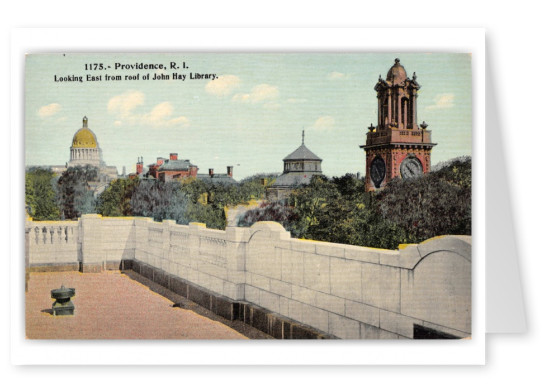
80;215;135;272
244;223;471;339
133;219;246;301
26;220;80;271
25;215;471;339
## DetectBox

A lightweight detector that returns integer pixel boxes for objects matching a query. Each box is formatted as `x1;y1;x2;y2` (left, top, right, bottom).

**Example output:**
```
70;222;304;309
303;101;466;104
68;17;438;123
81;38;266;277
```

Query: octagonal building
267;131;323;201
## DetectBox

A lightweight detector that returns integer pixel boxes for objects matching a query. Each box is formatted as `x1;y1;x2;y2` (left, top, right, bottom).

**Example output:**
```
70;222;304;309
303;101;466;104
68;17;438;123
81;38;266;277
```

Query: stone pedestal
51;285;75;316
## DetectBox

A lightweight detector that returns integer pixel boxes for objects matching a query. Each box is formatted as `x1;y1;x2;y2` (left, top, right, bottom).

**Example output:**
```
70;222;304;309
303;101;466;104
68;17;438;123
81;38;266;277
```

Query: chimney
170;153;178;161
227;166;233;178
209;168;214;178
136;157;143;174
157;157;164;166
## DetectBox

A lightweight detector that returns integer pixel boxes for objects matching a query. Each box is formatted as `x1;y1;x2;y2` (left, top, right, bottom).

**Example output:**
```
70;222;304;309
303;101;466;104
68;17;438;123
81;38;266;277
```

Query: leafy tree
238;173;279;200
349;193;408;249
238;201;299;231
98;157;471;249
240;173;279;186
332;173;364;200
377;158;471;243
130;179;227;229
433;157;472;190
25;167;60;220
237;180;266;202
287;175;339;237
56;165;98;220
184;201;226;230
130;180;188;223
238;159;471;249
178;177;208;203
97;177;140;216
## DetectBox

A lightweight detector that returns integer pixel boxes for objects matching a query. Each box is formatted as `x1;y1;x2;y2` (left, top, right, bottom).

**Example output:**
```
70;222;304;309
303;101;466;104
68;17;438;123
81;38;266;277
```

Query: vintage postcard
24;51;473;344
24;51;473;342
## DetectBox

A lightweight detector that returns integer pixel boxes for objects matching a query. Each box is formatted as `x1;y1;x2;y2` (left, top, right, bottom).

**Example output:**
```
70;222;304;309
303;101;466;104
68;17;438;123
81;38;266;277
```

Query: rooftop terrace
25;271;271;339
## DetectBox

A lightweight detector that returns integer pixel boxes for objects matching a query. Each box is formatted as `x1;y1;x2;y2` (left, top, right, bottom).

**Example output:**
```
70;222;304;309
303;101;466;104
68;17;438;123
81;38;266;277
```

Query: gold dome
72;116;98;148
72;128;97;148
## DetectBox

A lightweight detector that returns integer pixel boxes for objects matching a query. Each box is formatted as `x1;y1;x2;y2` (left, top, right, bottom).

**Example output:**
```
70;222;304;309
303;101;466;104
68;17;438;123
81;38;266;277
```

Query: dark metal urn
51;285;75;316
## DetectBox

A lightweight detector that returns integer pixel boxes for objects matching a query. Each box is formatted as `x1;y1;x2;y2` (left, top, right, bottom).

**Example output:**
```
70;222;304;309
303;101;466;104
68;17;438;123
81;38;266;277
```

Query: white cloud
142;102;190;128
146;102;173;122
426;93;455;110
232;83;280;104
108;91;189;128
250;84;279;102
107;91;145;118
205;75;241;96
38;103;61;118
312;116;336;131
232;93;250;103
327;71;349;80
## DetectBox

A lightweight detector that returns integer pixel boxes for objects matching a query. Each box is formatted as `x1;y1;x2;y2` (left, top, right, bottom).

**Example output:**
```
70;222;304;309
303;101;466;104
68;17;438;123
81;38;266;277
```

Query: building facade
360;59;436;191
132;153;236;186
157;153;199;182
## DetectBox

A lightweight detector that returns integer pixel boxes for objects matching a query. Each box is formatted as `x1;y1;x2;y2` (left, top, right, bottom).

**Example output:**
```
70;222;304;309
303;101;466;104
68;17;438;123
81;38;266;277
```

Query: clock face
370;156;386;188
400;156;423;179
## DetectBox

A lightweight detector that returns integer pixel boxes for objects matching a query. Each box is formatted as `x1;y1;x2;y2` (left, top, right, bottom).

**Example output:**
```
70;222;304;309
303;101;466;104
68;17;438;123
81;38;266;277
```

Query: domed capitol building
42;116;119;192
68;116;118;182
69;116;103;167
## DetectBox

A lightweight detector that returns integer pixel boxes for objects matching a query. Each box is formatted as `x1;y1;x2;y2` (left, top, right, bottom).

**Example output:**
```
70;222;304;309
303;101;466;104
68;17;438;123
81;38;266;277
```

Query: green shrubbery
100;176;274;229
238;158;471;249
25;167;60;220
26;165;98;221
25;159;471;249
25;166;275;226
56;165;99;220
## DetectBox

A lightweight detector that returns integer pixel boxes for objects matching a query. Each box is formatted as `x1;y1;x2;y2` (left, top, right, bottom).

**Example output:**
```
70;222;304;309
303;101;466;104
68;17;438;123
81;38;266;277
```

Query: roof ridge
283;143;322;161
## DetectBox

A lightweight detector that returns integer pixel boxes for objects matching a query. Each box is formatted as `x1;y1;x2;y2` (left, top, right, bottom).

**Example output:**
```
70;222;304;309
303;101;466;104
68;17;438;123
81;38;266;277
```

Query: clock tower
360;59;436;191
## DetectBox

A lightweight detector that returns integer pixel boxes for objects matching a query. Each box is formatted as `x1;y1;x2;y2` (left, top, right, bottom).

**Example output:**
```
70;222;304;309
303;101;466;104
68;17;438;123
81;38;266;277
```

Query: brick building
131;153;236;185
131;153;198;181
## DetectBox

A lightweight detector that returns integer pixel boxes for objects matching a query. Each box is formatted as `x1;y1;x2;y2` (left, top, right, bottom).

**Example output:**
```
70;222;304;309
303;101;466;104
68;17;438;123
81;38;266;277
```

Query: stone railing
243;222;470;339
26;220;80;271
25;215;471;339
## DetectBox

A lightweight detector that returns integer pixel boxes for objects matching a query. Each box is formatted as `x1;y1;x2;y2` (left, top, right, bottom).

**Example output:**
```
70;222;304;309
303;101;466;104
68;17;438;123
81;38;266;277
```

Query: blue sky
25;53;471;180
